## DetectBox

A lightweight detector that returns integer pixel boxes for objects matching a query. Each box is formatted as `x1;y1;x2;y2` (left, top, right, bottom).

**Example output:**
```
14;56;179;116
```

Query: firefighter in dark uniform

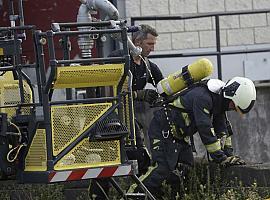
130;77;256;198
89;24;163;200
109;24;164;173
110;24;163;112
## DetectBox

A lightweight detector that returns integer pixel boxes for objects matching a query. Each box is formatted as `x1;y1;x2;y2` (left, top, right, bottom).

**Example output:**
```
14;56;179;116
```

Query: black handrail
131;9;270;80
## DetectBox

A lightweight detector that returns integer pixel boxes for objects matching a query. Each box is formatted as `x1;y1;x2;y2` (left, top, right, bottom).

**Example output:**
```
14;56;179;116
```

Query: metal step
125;192;146;198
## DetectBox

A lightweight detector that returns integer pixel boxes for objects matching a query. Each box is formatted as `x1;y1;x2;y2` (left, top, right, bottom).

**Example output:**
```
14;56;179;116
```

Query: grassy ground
0;182;65;200
1;163;270;200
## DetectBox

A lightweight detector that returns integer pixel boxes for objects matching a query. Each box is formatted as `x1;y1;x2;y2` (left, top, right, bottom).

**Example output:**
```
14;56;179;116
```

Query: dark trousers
139;113;194;198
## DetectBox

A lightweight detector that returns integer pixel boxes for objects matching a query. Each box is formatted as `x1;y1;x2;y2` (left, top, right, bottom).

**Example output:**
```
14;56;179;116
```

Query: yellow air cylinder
157;58;214;96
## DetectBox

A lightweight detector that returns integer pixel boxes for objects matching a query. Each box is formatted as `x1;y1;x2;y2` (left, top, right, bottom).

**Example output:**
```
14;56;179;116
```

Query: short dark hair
132;24;158;42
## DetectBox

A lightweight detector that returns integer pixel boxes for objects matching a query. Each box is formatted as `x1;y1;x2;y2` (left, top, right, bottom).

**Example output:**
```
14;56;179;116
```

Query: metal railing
131;9;270;80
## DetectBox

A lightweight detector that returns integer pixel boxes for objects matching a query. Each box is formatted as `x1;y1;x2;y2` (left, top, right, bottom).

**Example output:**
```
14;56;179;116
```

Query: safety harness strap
181;65;194;87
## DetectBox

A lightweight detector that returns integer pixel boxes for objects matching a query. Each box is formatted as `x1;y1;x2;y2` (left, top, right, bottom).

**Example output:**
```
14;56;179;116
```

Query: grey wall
150;45;270;82
123;0;270;51
229;86;270;163
119;0;270;82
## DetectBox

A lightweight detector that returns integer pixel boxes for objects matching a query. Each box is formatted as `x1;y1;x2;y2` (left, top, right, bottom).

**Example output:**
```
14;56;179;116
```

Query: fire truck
0;0;155;199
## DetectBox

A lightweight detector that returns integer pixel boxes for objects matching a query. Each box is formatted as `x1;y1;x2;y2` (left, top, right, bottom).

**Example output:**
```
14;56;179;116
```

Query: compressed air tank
157;58;214;96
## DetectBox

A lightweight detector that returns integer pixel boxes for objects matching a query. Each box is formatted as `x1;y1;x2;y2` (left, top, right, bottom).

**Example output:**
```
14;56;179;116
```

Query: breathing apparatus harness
140;56;185;143
151;65;198;143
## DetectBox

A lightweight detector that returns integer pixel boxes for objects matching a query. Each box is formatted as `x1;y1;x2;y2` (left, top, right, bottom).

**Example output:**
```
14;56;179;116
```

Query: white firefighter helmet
223;77;256;114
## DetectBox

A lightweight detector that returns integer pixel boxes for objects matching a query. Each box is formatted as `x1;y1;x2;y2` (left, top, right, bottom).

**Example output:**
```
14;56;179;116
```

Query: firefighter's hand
220;155;246;167
134;89;159;104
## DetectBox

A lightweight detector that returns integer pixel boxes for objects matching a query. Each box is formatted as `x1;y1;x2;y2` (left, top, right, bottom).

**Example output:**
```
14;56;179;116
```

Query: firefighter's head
132;24;158;57
223;77;256;114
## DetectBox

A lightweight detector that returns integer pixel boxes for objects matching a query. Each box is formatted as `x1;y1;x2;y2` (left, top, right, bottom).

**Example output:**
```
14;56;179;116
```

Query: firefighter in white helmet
130;76;256;198
223;77;256;114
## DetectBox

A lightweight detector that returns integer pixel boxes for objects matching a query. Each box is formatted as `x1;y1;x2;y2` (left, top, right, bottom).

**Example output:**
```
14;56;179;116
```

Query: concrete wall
123;0;270;51
229;86;270;163
149;47;270;82
119;0;270;82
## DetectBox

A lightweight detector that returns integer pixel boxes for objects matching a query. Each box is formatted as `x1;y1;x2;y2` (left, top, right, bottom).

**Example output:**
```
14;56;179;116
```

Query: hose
6;121;26;162
7;143;26;162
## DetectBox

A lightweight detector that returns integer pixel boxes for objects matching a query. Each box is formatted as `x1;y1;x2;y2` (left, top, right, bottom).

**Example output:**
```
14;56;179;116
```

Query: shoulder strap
144;57;151;85
144;57;151;69
167;104;189;113
142;56;157;87
155;80;210;108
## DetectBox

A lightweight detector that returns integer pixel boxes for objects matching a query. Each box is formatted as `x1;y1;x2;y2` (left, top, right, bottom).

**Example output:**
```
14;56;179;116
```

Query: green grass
0;183;65;200
1;163;270;200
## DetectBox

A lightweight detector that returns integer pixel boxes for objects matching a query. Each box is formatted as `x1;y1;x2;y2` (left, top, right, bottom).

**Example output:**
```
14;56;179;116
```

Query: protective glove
223;145;234;157
220;135;234;157
220;155;246;167
134;89;159;104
